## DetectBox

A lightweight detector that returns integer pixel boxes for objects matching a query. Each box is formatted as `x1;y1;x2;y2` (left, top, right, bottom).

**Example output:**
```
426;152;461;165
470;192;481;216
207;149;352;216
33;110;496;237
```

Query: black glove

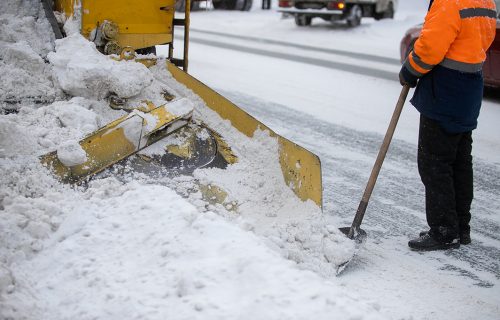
399;65;418;88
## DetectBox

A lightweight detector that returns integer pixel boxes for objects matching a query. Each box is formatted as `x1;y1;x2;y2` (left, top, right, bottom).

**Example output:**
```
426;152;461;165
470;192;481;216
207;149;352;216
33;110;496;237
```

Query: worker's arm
399;0;461;87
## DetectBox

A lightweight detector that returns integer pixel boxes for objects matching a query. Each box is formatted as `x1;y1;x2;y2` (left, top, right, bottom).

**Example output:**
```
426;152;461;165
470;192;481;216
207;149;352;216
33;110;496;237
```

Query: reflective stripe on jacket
405;0;497;76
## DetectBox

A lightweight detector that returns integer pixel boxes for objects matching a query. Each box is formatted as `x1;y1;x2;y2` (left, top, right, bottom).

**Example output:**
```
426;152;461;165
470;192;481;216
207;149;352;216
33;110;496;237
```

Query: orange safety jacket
404;0;497;76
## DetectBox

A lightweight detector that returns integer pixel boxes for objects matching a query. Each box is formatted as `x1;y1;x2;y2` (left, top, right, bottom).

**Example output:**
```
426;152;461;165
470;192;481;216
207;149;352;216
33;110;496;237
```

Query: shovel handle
347;85;410;239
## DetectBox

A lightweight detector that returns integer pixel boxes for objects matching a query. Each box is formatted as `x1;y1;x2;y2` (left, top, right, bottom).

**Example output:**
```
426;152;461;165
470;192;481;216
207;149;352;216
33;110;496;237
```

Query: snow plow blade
166;62;323;207
41;99;193;184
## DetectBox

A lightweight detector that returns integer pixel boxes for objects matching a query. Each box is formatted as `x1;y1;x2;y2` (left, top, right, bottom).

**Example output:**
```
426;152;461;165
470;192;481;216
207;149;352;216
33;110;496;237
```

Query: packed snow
1;0;499;320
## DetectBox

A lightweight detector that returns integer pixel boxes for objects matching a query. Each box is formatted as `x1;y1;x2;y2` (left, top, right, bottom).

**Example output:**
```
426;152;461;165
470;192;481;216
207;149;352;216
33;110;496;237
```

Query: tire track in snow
189;28;401;66
178;35;399;81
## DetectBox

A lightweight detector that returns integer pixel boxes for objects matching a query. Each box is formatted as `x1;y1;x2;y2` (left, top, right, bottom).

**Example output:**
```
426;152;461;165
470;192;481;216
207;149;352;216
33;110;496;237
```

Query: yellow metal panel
41;115;141;183
116;34;173;51
147;103;179;133
72;120;141;176
80;0;175;49
166;62;323;208
55;0;175;49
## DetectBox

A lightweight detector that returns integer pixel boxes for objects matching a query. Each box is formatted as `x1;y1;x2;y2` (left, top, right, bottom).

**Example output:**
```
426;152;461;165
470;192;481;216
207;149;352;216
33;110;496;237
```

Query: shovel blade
336;227;367;275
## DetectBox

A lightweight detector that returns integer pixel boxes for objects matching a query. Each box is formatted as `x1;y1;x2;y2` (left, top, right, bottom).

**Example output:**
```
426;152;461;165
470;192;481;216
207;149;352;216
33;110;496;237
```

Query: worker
399;0;497;251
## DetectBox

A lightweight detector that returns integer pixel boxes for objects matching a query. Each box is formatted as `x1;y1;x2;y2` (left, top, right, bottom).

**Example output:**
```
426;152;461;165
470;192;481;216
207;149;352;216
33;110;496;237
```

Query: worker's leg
453;131;473;242
417;115;460;241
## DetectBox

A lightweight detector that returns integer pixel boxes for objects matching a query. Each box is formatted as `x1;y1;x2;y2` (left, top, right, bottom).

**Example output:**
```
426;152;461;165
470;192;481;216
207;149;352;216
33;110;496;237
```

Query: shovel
336;85;410;275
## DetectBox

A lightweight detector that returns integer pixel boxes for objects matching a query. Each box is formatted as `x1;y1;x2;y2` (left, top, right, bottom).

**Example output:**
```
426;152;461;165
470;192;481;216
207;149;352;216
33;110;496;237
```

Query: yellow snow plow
41;0;323;208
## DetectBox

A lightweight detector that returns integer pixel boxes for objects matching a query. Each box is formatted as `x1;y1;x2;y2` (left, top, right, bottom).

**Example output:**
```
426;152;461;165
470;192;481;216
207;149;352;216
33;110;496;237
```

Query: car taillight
279;0;294;7
327;1;345;10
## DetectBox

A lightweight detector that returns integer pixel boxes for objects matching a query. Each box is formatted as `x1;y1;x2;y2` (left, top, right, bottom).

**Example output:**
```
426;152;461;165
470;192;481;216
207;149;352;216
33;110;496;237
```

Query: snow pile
191;127;356;272
0;0;58;106
0;1;384;319
48;34;153;100
0;98;116;159
0;180;383;320
0;159;70;271
0;0;54;57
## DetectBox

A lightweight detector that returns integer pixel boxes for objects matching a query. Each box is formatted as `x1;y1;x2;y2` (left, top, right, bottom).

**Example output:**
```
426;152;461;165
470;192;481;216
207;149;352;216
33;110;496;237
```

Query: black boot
419;230;471;245
409;233;460;251
459;232;471;245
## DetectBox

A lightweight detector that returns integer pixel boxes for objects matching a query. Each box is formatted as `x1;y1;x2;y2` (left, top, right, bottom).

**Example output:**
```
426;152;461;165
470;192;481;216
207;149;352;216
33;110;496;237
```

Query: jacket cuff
400;64;419;86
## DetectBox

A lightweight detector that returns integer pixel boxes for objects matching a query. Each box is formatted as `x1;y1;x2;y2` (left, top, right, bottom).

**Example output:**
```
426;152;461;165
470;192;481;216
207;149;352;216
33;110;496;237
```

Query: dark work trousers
417;115;473;241
262;0;271;9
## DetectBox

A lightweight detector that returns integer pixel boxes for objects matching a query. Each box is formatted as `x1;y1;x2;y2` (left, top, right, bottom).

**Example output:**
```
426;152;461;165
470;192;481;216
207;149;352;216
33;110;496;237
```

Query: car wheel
346;5;362;27
213;0;237;9
241;0;253;11
373;5;383;20
384;2;394;19
192;1;201;10
295;15;312;26
212;0;223;9
234;0;252;10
